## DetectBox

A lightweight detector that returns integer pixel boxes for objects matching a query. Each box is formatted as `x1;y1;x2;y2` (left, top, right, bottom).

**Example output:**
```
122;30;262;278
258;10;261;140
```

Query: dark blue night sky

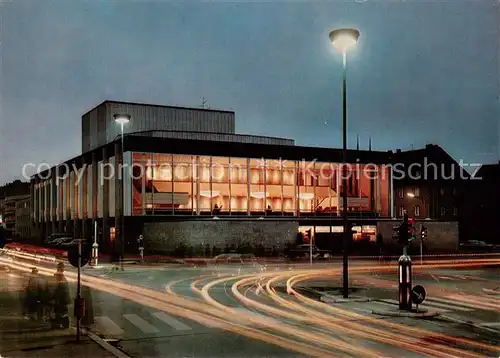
1;0;498;184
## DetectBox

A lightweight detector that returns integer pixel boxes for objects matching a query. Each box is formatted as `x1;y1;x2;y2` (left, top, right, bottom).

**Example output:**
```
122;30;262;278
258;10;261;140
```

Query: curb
371;309;440;318
83;329;131;358
439;315;500;333
320;295;373;303
0;325;51;334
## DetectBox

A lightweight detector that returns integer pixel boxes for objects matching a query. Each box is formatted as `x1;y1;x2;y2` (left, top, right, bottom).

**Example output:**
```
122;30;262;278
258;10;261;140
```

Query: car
49;237;74;247
213;253;243;264
459;240;497;253
47;233;73;247
59;238;86;248
284;244;331;260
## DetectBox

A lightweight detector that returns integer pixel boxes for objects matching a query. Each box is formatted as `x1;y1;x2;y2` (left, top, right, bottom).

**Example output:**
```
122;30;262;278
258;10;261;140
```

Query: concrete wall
377;220;459;254
142;220;298;254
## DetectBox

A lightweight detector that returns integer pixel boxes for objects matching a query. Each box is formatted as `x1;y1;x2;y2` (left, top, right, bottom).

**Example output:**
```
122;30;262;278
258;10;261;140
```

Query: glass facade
32;151;391;221
131;152;391;217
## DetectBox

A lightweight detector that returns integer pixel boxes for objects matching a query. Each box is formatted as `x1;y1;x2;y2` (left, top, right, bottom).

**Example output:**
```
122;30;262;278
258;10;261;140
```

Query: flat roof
32;135;393;179
131;129;294;144
82;100;235;117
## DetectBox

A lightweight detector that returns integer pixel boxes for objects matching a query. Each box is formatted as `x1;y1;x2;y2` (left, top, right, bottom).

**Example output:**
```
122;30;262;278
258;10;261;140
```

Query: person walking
376;233;384;263
49;262;70;329
138;235;144;262
36;272;49;322
23;268;41;320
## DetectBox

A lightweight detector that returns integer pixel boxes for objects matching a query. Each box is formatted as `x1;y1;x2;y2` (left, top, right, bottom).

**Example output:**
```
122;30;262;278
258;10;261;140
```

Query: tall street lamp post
114;113;131;270
329;28;360;298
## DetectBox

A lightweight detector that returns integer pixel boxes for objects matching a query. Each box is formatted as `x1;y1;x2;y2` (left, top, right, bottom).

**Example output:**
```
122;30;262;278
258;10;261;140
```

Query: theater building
29;100;455;255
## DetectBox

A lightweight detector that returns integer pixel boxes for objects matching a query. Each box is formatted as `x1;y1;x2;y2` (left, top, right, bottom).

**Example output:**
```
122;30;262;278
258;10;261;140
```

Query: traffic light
407;216;416;243
421;226;427;241
398;215;409;245
398;214;417;246
0;226;5;249
392;225;400;241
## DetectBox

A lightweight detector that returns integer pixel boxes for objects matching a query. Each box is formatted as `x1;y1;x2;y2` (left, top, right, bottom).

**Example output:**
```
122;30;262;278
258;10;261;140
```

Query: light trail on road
191;258;500;357
2;251;499;357
286;272;500;355
351;274;500;312
0;257;337;357
229;273;490;357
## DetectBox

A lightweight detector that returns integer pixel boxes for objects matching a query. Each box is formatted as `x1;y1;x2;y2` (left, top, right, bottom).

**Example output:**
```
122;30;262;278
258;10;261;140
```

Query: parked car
59;239;83;248
213;253;243;264
459;240;499;253
48;237;74;247
284;244;331;260
212;253;258;265
47;233;73;247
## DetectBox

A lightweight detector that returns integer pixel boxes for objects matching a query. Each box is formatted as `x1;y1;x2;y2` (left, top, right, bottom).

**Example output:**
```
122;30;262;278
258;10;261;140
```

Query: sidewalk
0;275;120;358
1;318;116;358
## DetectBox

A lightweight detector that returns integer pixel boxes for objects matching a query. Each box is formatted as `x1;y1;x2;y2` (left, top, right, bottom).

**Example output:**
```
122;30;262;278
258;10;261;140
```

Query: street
1;248;499;357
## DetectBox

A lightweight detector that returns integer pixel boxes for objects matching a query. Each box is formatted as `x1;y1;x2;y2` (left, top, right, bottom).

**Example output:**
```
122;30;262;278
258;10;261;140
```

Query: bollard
91;242;99;267
91;221;99;267
398;254;412;311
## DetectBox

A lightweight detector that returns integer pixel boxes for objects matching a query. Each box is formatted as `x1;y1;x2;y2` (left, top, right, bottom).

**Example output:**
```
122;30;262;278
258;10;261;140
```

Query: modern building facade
81;101;293;153
31;134;393;249
29;101;460;254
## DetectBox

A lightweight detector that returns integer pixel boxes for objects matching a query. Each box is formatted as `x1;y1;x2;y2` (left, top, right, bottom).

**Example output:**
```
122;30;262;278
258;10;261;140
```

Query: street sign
411;285;426;305
68;243;91;268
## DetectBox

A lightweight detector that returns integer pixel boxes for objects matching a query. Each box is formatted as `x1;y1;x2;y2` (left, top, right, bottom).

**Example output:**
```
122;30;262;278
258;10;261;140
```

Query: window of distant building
414;205;420;217
453;207;458;216
440;206;446;216
414;188;420;198
440;188;445;196
398;188;404;199
399;206;405;217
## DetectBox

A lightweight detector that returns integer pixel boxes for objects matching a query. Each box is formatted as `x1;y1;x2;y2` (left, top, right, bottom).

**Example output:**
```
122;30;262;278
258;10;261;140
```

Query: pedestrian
23;268;40;320
138;235;144;262
49;262;70;329
37;273;49;322
376;233;384;263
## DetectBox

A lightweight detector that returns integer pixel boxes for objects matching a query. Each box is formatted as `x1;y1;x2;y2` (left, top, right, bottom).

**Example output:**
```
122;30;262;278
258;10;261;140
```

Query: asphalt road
1;249;499;357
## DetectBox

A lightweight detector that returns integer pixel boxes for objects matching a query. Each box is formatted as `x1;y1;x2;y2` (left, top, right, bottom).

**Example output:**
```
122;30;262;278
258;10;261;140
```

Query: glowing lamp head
329;28;360;53
407;193;415;198
113;113;131;125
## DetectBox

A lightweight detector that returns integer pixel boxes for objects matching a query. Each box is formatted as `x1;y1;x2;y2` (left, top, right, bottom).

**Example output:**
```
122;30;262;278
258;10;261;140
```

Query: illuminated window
398;188;404;198
399;206;405;217
440;206;446;216
414;205;420;217
414;188;420;197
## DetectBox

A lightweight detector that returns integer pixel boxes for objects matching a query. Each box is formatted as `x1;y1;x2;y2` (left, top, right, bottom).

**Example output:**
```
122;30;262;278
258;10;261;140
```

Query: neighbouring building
29;100;459;255
15;195;31;240
463;161;500;245
391;144;469;241
0;181;30;239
